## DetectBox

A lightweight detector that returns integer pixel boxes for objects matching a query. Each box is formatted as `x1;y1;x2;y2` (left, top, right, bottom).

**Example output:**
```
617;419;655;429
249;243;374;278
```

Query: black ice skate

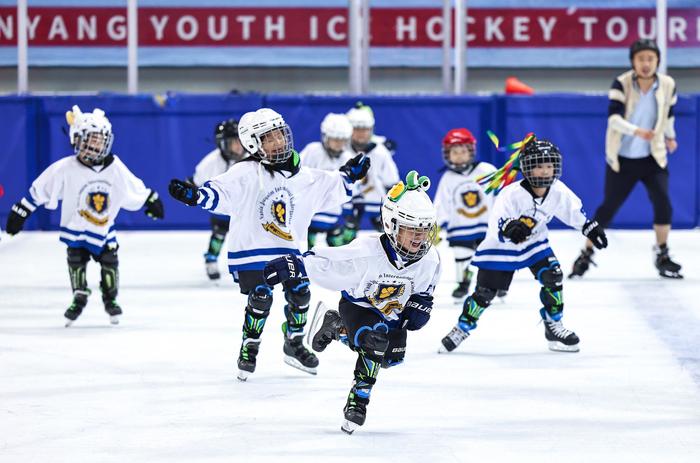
654;244;683;279
282;323;319;375
439;321;475;353
568;248;596;279
237;338;260;381
540;309;579;352
341;391;369;435
64;289;91;327
104;298;123;325
205;261;221;281
451;269;473;300
307;301;343;352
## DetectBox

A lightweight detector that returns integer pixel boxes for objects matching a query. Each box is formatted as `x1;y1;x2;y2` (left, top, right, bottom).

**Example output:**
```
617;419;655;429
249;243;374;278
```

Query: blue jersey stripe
447;223;488;233
473;248;554;271
475;239;549;257
227;247;301;259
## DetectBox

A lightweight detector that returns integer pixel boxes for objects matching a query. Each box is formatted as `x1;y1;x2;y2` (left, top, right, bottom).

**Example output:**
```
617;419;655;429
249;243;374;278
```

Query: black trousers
594;155;672;227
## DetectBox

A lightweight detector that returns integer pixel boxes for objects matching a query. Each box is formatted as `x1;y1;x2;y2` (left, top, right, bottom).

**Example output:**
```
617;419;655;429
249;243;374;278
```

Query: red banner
0;7;698;47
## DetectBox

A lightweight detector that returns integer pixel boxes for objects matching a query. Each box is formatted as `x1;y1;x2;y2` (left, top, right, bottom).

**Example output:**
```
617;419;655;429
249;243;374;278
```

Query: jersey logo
518;215;537;229
78;183;111;226
457;190;487;218
272;200;287;225
368;283;405;314
262;222;293;241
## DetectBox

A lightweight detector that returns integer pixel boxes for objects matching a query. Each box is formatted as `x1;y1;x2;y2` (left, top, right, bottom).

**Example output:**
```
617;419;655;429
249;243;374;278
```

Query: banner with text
0;6;699;66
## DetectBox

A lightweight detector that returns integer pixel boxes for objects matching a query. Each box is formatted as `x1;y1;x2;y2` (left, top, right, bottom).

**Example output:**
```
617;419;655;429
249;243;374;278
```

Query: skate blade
109;315;120;325
64;318;74;328
659;272;683;279
437;345;452;354
283;356;318;375
548;341;580;353
306;301;332;349
237;369;251;381
341;420;359;435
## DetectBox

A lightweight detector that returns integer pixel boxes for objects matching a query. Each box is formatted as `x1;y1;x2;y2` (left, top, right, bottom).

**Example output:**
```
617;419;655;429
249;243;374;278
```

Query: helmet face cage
442;143;476;172
387;219;437;261
322;135;350;158
75;130;113;165
520;140;562;188
257;124;294;164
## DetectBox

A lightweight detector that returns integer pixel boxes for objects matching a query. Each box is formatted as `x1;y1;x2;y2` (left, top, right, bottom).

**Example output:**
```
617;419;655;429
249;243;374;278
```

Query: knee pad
247;284;273;318
283;278;311;310
354;323;390;360
540;285;563;310
472;285;497;307
536;261;563;287
98;248;119;267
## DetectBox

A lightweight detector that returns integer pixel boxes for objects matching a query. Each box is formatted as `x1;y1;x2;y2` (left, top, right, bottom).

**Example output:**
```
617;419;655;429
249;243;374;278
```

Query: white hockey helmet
320;113;352;158
346;106;375;129
381;171;438;261
66;105;114;165
238;108;294;165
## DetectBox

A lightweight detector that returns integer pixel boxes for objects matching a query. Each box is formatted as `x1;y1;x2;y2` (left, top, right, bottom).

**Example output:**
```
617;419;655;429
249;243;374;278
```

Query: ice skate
451;280;470;300
104;299;122;325
307;301;343;352
237;338;260;381
205;260;221;281
341;392;368;435
438;321;474;353
64;289;91;327
282;323;319;375
654;244;683;279
540;309;579;352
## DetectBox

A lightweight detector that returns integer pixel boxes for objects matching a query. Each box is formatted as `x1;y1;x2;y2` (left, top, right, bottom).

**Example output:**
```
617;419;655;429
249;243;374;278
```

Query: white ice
1;230;699;463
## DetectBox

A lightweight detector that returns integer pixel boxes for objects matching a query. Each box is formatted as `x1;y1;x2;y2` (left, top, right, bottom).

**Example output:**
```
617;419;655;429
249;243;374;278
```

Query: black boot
568;248;596;279
237;337;261;381
282;324;319;375
341;391;369;434
540;309;579;352
654;244;683;279
64;289;91;327
103;298;123;325
308;303;343;352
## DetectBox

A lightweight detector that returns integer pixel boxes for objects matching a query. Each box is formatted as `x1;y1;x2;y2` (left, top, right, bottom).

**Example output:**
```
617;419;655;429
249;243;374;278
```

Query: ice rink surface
1;229;699;463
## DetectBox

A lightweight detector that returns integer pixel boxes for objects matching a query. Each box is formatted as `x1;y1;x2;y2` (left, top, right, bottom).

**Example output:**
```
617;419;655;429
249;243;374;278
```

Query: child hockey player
168;108;370;381
345;103;400;237
193;119;246;280
264;171;441;434
299;113;355;249
439;134;607;354
4;106;164;326
434;128;497;299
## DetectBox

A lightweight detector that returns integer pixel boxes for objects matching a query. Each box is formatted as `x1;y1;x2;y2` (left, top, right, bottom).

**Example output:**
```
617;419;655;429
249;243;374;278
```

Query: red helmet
442;128;476;172
442;128;476;148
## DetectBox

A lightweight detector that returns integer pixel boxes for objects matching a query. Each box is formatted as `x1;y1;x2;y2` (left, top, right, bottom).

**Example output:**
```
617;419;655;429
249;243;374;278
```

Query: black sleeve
608;79;625;117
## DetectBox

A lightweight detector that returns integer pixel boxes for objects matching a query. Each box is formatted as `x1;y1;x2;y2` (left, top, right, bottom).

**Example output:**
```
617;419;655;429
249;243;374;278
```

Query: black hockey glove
263;254;307;286
501;218;532;244
339;154;371;183
5;201;32;235
144;191;164;220
582;220;607;250
168;179;199;206
401;293;433;331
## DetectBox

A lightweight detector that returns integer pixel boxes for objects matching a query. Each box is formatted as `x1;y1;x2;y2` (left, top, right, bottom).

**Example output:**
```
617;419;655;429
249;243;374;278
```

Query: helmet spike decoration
387;170;431;203
477;131;535;194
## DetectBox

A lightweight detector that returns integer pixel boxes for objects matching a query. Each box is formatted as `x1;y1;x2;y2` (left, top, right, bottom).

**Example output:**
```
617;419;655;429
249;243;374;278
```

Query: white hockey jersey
195;159;353;279
299;141;355;229
23;155;151;255
193;149;235;186
353;142;400;215
473;180;588;271
303;234;441;326
434;162;497;244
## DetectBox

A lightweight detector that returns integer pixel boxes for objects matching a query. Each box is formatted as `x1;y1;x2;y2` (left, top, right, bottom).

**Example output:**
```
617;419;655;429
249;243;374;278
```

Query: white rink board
1;230;699;463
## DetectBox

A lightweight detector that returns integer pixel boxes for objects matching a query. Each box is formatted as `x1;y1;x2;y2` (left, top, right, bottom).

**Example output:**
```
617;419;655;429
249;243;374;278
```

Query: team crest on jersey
259;186;295;241
368;283;405;315
458;189;487;218
78;181;111;226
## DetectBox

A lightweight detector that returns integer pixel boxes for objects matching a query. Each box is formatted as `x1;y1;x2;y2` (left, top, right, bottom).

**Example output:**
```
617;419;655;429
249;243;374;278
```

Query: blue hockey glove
400;293;433;331
263;254;307;286
582;220;607;249
168;179;199;206
339;154;371;182
144;191;164;220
